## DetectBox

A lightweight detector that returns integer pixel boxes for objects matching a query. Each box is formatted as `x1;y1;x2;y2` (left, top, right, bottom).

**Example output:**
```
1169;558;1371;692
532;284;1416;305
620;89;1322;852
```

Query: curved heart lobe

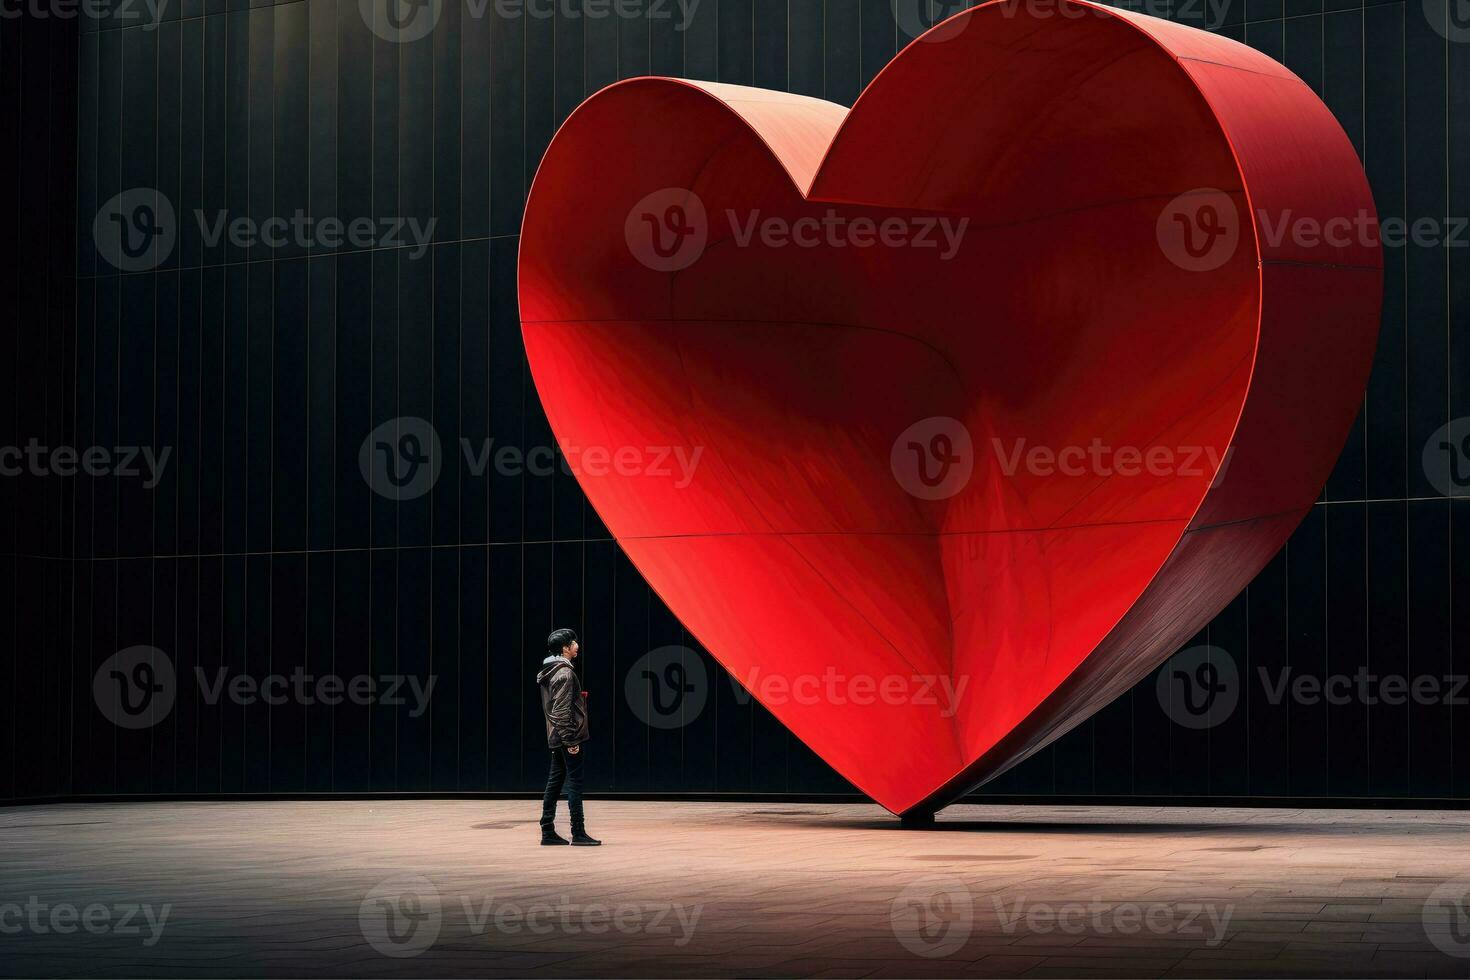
519;0;1382;815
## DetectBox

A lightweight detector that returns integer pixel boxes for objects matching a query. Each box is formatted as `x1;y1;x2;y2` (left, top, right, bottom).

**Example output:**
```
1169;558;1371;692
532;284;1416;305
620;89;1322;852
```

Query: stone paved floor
2;801;1470;977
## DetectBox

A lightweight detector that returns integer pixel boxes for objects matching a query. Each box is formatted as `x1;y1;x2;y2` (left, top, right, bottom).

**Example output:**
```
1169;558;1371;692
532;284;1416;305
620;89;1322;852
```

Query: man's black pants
541;746;585;833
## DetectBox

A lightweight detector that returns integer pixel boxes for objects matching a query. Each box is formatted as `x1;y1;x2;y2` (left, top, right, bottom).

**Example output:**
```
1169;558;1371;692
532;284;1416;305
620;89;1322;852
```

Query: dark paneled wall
8;0;1469;803
2;8;79;802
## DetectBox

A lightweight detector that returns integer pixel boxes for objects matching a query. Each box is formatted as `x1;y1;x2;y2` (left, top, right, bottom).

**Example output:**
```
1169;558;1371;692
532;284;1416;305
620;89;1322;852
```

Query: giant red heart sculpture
519;0;1381;816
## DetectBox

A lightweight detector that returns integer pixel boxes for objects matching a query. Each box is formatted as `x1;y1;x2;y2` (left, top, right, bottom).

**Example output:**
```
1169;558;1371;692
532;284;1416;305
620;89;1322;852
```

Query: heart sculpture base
519;0;1382;816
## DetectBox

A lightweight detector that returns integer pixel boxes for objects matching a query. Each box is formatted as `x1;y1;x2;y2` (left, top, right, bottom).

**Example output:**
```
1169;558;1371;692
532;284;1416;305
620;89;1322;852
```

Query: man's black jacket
536;656;589;749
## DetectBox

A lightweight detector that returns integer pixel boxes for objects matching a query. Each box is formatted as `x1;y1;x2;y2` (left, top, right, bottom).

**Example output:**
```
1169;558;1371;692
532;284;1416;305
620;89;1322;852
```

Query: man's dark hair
547;628;578;655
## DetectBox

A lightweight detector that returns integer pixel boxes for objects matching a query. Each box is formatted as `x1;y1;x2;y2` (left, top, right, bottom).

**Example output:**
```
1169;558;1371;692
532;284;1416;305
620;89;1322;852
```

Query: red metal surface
518;0;1382;816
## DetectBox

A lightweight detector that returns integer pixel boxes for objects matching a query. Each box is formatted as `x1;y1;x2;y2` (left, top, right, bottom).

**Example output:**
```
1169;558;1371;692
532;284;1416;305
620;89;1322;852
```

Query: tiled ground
2;801;1469;977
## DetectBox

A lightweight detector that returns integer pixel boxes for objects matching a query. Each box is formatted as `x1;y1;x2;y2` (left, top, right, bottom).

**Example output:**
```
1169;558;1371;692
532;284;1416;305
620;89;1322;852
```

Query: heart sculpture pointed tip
519;0;1382;816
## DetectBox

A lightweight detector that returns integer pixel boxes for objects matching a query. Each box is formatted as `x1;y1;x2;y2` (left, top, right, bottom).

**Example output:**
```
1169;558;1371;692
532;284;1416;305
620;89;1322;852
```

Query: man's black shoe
571;831;601;846
541;828;570;845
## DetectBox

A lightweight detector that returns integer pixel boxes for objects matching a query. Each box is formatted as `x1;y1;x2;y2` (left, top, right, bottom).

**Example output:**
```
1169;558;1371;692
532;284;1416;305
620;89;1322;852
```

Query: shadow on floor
800;817;1389;836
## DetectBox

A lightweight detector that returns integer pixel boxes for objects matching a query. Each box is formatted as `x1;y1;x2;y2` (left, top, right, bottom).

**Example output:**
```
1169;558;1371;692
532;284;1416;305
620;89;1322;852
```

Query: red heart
519;0;1381;815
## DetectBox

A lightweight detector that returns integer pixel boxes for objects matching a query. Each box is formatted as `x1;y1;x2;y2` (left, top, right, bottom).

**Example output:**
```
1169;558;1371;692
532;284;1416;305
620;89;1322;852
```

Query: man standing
536;629;601;846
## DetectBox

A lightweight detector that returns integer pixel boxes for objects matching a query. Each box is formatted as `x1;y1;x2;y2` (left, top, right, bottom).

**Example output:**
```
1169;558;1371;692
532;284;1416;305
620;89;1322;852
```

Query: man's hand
567;744;580;755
